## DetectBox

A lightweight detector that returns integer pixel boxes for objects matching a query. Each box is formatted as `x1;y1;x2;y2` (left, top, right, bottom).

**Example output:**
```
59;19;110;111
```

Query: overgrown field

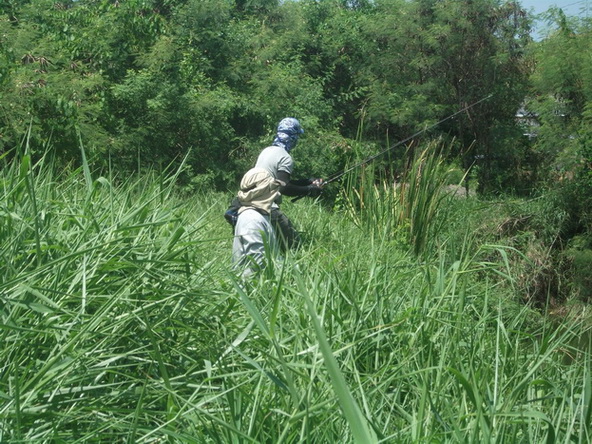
1;154;591;443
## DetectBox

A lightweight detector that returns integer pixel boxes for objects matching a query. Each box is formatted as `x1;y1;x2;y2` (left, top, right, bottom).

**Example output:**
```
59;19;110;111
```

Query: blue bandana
272;117;304;152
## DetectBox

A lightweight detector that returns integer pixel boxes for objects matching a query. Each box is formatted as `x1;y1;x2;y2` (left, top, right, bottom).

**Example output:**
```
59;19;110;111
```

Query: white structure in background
516;106;540;140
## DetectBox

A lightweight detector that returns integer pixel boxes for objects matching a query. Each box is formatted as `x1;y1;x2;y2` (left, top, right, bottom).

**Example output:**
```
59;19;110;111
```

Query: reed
1;148;590;442
340;139;454;257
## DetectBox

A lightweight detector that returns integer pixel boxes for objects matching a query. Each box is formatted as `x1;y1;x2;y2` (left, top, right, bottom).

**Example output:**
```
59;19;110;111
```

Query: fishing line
324;94;493;185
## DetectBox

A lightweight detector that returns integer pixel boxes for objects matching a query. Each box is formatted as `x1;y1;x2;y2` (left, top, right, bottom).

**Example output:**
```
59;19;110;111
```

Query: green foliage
1;160;590;441
564;247;592;302
528;15;592;239
439;190;592;306
0;0;534;194
173;0;233;79
339;139;454;257
4;2;592;436
361;0;532;192
572;103;592;230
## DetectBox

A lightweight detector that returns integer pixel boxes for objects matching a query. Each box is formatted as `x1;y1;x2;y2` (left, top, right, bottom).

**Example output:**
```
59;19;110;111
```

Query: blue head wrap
272;117;304;152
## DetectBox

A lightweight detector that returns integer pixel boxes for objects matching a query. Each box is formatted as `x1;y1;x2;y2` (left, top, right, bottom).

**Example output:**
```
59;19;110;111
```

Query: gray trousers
232;209;277;277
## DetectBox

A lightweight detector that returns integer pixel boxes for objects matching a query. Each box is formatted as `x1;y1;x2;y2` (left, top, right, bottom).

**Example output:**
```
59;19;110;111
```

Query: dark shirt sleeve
277;171;313;197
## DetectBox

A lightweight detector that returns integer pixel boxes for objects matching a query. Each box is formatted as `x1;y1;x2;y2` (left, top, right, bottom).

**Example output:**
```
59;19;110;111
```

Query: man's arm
277;171;323;197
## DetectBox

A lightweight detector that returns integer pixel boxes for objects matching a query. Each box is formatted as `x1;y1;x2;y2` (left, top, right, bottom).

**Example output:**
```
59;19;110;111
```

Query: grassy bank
1;152;590;442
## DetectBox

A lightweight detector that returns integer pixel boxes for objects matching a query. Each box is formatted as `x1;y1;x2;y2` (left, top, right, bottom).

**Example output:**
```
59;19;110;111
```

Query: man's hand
307;183;323;197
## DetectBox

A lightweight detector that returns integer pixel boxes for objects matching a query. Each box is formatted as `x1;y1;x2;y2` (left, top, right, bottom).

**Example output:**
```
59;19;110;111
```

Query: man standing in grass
226;117;324;250
232;167;284;278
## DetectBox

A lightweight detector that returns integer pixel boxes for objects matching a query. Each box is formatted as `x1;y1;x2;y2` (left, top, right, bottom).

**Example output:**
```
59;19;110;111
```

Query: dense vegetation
1;146;590;442
0;0;533;185
1;0;591;442
1;0;590;239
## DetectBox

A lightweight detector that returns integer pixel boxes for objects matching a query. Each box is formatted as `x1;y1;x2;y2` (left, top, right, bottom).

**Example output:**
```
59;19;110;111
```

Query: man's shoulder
259;145;292;160
261;145;288;154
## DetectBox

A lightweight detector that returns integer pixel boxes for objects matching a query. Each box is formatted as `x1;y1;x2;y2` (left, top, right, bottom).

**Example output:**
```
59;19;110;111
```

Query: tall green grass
1;147;590;442
339;140;454;257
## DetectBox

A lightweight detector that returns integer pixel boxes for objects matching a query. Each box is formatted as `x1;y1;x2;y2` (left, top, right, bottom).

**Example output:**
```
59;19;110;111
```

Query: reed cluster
1;147;590;442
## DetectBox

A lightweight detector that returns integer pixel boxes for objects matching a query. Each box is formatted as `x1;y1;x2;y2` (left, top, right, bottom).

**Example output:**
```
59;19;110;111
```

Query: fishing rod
322;94;493;186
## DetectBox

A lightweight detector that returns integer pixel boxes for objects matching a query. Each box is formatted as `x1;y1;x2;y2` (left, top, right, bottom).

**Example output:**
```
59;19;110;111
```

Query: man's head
272;117;304;152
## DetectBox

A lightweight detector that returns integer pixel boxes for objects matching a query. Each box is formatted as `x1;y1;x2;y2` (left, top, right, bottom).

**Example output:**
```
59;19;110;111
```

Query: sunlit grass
339;139;455;258
1;147;590;442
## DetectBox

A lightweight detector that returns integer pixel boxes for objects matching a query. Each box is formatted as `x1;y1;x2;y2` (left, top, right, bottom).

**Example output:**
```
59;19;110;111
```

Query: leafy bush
565;248;592;302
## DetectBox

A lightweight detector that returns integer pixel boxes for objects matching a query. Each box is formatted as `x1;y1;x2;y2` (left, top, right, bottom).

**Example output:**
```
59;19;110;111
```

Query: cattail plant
340;138;454;257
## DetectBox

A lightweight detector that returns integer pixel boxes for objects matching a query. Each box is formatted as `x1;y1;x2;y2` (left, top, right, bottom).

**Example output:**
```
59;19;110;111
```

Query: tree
0;0;534;192
529;11;592;234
